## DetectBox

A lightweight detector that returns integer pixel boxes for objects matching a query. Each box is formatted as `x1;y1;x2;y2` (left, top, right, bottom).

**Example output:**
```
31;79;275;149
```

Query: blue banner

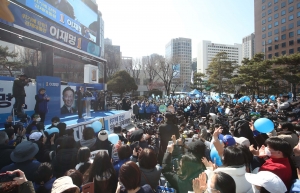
36;76;61;120
0;3;100;57
14;0;98;43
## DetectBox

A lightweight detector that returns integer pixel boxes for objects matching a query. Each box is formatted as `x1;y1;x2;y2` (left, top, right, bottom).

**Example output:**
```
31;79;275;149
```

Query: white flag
191;70;194;84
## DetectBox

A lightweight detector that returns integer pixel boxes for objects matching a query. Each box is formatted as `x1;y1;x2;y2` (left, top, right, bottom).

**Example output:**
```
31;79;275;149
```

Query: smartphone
132;141;140;151
0;172;19;183
168;141;173;146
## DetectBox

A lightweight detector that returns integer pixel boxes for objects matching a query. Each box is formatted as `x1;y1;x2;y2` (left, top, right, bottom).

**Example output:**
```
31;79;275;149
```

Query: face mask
264;147;271;157
36;118;41;122
53;122;59;126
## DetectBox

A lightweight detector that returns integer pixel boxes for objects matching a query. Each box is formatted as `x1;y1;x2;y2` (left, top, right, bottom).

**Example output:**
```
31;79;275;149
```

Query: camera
0;172;19;183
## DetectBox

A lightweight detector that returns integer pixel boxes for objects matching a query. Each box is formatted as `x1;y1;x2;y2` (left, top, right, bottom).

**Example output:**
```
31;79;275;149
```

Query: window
275;52;279;57
289;23;294;29
298;3;300;9
274;28;279;34
289;14;294;20
289;6;294;12
268;24;272;29
289;32;294;37
262;12;266;17
262;27;266;31
268;46;272;51
298;38;300;43
282;51;286;55
281;2;286;8
268;54;272;59
275;44;279;49
262;19;266;24
268;9;272;14
268;39;272;44
274;0;278;3
268;31;272;36
298;29;300;34
262;5;266;10
298;12;300;17
274;21;278;26
282;18;286;23
274;36;279;41
289;40;294;45
274;13;279;18
282;34;286;40
268;16;272;21
282;42;286;47
298;20;300;26
298;47;300;52
268;2;272;7
262;41;265;46
282;10;286;15
274;5;279;11
289;49;294;54
262;0;265;3
289;0;293;4
262;34;266;39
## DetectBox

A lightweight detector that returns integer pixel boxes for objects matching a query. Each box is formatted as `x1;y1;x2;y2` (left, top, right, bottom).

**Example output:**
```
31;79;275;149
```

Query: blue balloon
210;147;223;166
270;95;275;101
184;108;188;112
195;94;200;98
108;134;119;144
91;121;102;133
254;118;274;133
257;99;261;103
245;96;250;102
233;99;237;104
187;106;190;110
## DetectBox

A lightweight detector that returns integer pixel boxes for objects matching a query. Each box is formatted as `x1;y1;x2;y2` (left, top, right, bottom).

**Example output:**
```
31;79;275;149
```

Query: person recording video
12;74;31;115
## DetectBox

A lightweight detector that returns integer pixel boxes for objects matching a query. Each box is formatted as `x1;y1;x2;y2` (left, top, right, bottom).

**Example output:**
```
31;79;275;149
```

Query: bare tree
153;57;180;95
19;48;41;78
0;46;24;77
123;57;142;85
104;44;121;80
142;54;162;91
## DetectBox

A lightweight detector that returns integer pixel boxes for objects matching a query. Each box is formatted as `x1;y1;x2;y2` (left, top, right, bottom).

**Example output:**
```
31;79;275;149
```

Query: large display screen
0;2;100;57
13;0;98;43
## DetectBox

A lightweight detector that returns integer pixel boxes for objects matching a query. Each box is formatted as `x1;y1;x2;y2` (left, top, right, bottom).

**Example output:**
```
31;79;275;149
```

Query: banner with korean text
104;111;132;133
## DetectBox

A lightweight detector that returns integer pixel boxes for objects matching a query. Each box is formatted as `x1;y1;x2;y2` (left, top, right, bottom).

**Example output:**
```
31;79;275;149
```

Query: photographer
12;74;31;115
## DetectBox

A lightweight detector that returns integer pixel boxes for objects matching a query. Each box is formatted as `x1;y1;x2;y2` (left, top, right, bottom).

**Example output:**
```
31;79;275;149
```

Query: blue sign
0;3;100;57
14;0;98;43
36;76;61;119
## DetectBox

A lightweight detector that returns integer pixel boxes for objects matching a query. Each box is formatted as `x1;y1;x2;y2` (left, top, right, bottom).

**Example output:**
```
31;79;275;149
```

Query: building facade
165;37;192;91
254;0;300;59
197;40;242;74
242;33;255;59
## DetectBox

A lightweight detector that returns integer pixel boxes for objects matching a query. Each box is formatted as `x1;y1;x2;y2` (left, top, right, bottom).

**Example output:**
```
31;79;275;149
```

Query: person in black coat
76;86;85;119
0;131;14;170
12;74;29;114
158;112;180;164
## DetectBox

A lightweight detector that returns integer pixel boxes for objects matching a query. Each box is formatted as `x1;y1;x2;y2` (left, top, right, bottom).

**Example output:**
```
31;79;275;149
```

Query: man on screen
61;87;76;114
45;0;75;19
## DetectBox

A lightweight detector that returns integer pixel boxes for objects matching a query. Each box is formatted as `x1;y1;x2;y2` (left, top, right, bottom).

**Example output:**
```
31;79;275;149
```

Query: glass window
262;41;265;46
298;38;300;43
268;54;272;59
282;51;286;55
289;49;294;54
282;18;286;23
298;20;300;26
274;28;279;34
282;42;286;47
268;39;272;44
262;12;266;17
263;34;266;39
262;0;265;3
289;32;294;37
282;10;286;15
268;16;272;21
289;40;294;45
289;14;294;20
289;0;293;4
275;44;279;49
274;21;279;26
289;6;294;12
274;0;278;3
298;3;300;8
274;5;279;11
268;31;272;36
268;24;272;29
298;12;300;17
282;34;286;40
298;47;300;52
262;5;266;10
268;46;272;51
268;9;272;14
268;2;272;7
298;29;300;35
275;52;279;57
263;27;266;31
274;36;279;41
281;2;286;8
289;23;294;29
262;19;266;24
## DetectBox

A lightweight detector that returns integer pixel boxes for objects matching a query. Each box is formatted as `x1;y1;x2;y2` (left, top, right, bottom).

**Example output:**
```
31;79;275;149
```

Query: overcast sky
96;0;254;58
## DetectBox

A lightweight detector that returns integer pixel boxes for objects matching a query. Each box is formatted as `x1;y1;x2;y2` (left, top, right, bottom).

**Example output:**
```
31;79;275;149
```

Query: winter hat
130;129;144;142
10;141;39;163
98;129;108;141
51;176;79;193
29;132;43;141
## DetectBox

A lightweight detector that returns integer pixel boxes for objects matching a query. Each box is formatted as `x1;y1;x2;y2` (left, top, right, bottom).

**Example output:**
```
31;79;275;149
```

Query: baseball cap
233;137;250;147
29;132;43;141
245;171;287;193
98;129;108;141
220;135;236;147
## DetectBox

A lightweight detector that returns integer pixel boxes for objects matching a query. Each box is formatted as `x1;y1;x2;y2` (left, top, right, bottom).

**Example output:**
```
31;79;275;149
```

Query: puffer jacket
52;148;78;178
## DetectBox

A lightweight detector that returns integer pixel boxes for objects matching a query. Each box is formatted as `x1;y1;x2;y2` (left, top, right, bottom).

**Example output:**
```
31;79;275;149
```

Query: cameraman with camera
12;74;31;115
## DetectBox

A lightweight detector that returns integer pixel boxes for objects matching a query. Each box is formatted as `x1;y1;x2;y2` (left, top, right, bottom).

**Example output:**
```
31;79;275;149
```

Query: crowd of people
1;93;300;193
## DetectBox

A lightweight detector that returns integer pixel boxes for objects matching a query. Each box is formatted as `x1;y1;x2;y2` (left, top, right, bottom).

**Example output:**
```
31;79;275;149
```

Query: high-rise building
254;0;299;59
242;33;255;59
165;37;192;91
197;40;242;74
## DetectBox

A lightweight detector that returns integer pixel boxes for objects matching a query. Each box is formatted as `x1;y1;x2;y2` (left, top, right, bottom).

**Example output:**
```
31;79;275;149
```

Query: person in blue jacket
145;102;152;120
151;102;158;116
34;88;50;123
138;101;145;120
